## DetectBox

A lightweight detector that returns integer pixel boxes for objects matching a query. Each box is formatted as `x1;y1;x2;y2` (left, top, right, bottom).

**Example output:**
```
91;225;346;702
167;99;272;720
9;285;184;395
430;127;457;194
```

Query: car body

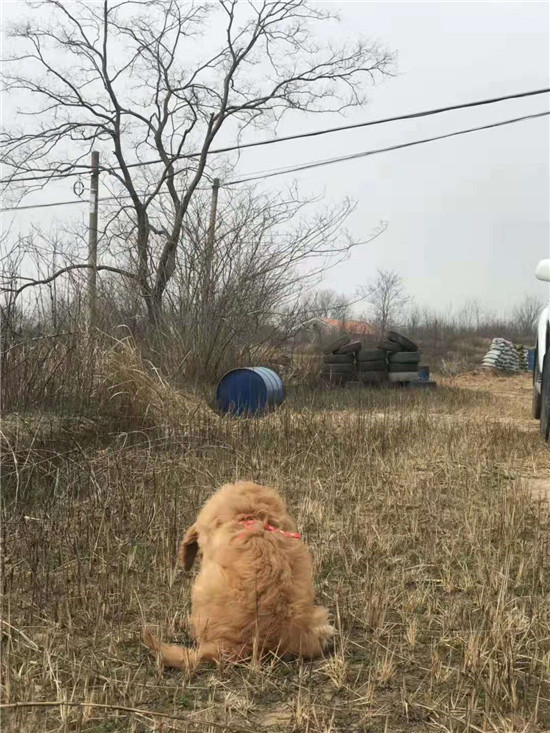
533;258;550;442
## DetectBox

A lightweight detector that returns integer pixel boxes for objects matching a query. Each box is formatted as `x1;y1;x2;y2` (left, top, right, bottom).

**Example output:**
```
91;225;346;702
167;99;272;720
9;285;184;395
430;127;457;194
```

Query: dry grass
2;369;550;732
97;338;218;432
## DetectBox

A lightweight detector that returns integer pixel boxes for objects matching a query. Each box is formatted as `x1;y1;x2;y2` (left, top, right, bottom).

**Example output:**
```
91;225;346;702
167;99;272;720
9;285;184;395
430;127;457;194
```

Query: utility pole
87;150;99;332
203;177;220;316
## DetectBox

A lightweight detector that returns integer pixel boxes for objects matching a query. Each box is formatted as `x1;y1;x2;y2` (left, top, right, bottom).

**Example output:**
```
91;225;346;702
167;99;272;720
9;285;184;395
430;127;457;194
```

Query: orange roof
320;318;374;335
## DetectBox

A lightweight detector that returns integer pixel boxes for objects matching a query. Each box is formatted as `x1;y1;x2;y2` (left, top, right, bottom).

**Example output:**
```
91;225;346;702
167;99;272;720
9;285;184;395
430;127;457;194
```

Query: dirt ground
439;372;550;502
442;371;535;423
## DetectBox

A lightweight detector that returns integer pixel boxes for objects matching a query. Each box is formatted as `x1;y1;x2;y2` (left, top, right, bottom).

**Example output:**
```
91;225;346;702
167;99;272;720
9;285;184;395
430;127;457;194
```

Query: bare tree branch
2;0;394;323
2;264;137;299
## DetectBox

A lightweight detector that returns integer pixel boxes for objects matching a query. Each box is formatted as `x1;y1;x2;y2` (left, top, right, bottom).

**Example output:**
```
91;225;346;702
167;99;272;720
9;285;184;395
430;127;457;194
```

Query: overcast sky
2;1;549;316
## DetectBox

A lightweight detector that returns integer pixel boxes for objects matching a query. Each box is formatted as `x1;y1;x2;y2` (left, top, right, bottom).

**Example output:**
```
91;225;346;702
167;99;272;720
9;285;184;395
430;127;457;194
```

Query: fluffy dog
143;481;334;670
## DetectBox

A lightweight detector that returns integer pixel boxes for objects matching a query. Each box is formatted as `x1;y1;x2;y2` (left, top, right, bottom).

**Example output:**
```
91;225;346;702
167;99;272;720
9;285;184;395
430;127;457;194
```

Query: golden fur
143;481;334;671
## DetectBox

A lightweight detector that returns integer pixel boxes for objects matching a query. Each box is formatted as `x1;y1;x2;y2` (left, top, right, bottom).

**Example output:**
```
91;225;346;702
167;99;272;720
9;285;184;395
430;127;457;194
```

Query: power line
224;110;550;186
2;86;549;185
1;109;548;213
0;185;210;212
0;195;130;213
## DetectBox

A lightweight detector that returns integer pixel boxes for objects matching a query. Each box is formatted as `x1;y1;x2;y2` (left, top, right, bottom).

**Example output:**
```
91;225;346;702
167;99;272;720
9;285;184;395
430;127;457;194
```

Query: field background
2;356;550;733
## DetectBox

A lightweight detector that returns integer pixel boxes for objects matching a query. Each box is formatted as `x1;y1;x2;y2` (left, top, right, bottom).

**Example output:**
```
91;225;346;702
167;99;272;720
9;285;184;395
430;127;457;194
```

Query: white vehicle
533;258;550;442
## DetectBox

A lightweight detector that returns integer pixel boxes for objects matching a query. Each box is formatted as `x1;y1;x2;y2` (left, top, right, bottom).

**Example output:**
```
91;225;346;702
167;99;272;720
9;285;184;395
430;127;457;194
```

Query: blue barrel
216;367;284;416
418;365;430;382
527;348;536;372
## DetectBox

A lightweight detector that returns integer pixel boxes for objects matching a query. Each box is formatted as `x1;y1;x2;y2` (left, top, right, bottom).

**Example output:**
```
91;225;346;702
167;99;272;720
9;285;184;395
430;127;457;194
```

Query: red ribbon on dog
238;517;301;540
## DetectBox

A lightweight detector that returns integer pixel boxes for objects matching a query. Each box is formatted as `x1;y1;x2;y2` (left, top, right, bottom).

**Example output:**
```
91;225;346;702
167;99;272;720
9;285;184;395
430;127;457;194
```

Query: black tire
356;355;387;365
540;353;550;442
322;364;354;375
533;349;542;419
389;364;418;373
334;340;361;355
324;353;355;364
323;336;349;355
357;362;387;372
357;349;386;361
387;331;418;352
389;351;422;365
378;339;401;352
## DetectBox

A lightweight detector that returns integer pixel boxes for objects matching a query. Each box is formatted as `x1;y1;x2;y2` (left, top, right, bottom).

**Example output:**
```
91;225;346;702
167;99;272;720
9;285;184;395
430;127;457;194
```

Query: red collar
237;517;300;540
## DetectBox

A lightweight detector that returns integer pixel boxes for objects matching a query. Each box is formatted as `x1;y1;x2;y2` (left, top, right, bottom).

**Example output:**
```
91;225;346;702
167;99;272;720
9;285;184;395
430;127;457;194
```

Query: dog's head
178;481;296;571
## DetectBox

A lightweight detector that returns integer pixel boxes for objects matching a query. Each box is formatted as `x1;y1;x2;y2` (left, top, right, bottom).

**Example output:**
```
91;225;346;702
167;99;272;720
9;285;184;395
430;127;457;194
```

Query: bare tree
2;0;394;324
302;289;353;321
455;298;486;332
361;268;409;336
161;186;384;376
1;188;384;379
510;294;544;338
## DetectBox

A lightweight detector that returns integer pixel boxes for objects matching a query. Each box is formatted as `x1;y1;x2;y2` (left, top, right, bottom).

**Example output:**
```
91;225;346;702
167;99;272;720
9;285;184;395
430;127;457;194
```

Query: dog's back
144;482;334;669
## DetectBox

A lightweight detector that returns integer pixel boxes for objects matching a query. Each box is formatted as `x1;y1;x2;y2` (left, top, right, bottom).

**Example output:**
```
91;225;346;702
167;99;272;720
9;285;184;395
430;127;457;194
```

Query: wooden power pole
87;150;99;331
203;177;220;314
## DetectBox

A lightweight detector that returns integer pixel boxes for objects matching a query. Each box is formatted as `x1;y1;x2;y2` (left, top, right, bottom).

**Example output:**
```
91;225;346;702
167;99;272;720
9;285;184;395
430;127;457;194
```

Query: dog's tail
142;628;218;670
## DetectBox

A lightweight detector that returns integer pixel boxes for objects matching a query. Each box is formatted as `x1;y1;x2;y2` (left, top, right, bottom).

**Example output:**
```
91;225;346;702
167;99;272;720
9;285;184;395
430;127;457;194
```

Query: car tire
357;362;388;372
323;336;350;355
324;353;355;364
334;340;361;355
378;339;401;352
533;349;542;419
540;353;550;442
388;364;418;373
389;351;422;365
387;331;419;352
357;348;386;361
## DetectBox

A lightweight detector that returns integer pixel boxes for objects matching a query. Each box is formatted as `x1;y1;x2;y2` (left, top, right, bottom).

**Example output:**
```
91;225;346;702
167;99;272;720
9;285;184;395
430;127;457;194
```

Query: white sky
2;1;550;315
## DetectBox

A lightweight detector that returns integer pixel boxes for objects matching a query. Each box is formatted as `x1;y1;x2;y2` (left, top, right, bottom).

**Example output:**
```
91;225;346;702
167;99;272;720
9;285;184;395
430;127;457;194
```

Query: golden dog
143;481;334;670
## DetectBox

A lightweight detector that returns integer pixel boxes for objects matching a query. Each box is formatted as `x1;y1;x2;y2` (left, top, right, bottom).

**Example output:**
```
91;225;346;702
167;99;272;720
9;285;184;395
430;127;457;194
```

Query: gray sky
2;1;550;316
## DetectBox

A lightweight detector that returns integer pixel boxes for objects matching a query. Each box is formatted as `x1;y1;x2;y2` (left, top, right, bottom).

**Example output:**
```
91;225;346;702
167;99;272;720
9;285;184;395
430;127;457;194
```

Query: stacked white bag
482;338;521;372
514;344;529;371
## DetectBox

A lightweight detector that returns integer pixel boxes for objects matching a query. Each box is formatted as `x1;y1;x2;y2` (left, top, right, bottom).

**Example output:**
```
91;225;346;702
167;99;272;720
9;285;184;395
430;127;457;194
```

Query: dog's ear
179;524;199;571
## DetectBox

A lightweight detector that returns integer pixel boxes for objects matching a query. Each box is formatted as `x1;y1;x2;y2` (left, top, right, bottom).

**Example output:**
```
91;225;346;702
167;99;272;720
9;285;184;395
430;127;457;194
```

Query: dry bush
1;332;95;415
97;337;218;434
2;376;549;732
288;350;323;385
403;302;538;375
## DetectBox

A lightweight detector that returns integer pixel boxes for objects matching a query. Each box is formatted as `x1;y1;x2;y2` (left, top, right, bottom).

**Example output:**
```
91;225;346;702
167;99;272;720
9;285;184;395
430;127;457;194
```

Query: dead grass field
2;369;550;732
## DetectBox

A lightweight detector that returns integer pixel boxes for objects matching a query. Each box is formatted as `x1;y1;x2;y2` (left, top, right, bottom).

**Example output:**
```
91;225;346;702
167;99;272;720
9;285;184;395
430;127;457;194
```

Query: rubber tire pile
323;331;423;386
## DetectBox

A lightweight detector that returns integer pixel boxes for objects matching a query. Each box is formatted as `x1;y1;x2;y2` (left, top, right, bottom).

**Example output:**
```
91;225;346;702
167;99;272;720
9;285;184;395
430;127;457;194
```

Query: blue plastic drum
216;367;285;416
418;365;430;383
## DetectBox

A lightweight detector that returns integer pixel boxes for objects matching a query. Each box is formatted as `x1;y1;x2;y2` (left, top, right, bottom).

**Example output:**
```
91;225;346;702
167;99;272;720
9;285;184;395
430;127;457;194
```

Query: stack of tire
322;331;424;387
380;331;421;385
322;339;360;384
355;348;388;384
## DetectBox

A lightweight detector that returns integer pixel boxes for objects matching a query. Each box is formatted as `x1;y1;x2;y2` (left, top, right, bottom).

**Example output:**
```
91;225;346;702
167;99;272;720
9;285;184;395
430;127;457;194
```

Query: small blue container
216;367;285;416
527;348;536;372
418;365;430;383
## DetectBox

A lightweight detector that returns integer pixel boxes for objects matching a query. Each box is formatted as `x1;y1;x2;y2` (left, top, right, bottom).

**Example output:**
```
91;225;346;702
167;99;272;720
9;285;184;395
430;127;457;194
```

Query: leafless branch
2;264;137;300
2;0;395;323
